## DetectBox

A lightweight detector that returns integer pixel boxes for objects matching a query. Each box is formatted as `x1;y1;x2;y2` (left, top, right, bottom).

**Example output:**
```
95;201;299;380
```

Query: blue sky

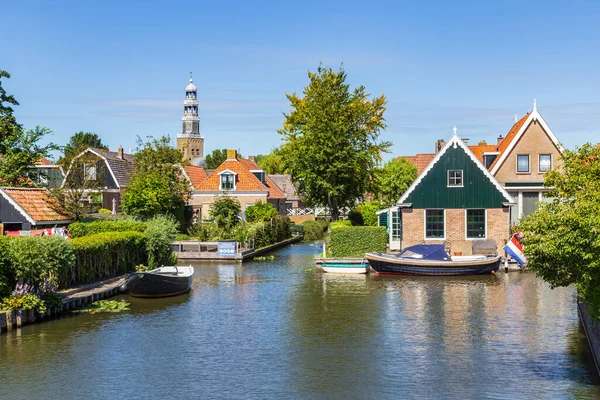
2;0;599;161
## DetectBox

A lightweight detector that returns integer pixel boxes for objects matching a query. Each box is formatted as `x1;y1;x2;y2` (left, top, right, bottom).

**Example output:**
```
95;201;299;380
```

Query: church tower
177;72;205;166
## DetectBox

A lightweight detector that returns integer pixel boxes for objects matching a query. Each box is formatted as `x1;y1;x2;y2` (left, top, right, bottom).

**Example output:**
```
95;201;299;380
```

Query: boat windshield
397;244;450;261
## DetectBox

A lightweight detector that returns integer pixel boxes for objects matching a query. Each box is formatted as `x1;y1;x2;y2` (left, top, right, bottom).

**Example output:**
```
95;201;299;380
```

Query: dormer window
251;170;266;184
447;170;463;187
218;169;237;190
84;163;97;181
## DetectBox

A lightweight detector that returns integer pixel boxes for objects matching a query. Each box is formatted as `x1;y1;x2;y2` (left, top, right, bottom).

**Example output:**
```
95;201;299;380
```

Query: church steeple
177;72;205;165
182;71;200;135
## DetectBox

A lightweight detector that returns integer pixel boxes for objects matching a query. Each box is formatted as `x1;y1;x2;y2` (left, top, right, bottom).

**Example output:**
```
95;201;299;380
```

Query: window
391;210;401;241
425;210;445;239
483;154;497;169
447;170;463;187
517;154;530;173
84;163;97;181
539;154;551;172
252;171;265;184
220;173;235;190
466;209;486;239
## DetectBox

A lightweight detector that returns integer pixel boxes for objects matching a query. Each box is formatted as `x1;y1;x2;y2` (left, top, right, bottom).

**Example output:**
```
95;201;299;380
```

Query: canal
1;242;598;399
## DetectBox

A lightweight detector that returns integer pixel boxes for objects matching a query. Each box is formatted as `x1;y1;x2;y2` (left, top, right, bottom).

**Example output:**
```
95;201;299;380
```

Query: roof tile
1;187;70;223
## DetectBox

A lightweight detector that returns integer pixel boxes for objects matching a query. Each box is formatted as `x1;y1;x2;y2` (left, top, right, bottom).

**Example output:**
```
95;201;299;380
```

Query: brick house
468;103;563;224
189;150;286;220
384;133;514;254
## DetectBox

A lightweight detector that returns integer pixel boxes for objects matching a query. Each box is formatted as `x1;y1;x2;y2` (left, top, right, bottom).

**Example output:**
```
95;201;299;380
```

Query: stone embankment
0;276;126;334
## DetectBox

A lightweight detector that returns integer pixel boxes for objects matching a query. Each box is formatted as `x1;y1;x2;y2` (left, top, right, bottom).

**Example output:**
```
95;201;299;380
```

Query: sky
2;0;600;161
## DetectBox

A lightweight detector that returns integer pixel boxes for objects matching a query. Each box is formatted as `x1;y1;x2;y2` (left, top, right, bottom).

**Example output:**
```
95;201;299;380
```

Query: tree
210;196;241;230
58;132;107;169
278;65;391;220
375;157;418;207
256;146;290;174
519;143;600;318
205;149;242;169
245;201;278;223
121;136;189;220
0;70;58;186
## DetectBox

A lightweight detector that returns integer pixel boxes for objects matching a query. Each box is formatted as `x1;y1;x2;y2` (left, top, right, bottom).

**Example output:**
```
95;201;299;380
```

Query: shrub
317;219;329;230
98;208;112;214
0;237;14;298
245;201;279;223
210;196;242;230
1;293;47;313
348;210;364;226
247;216;292;248
330;226;387;257
68;231;146;287
69;218;146;238
145;215;178;269
330;220;351;229
188;222;220;241
357;201;380;226
302;220;327;241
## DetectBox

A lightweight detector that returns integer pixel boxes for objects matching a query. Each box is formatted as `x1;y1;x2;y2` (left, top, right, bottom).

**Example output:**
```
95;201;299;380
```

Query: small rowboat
365;244;500;276
126;266;194;298
315;258;368;274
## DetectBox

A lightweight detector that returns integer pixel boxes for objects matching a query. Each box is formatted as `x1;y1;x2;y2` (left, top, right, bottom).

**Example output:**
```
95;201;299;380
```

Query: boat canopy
397;244;450;261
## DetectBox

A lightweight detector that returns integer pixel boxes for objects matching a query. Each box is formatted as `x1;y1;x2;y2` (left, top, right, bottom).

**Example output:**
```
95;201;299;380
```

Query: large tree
278;65;390;220
375;157;418;207
519;143;600;318
205;149;242;169
256;146;290;174
0;70;57;186
58;131;107;168
121;136;189;220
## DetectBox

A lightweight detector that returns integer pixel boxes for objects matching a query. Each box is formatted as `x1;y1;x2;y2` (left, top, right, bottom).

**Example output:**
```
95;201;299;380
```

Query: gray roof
268;174;300;201
92;148;135;187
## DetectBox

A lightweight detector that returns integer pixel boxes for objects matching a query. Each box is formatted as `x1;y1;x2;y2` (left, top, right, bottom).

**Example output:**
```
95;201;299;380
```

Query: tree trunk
328;195;340;221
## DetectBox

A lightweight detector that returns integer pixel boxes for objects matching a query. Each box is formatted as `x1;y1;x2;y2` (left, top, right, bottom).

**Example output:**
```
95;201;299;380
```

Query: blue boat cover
397;244;450;261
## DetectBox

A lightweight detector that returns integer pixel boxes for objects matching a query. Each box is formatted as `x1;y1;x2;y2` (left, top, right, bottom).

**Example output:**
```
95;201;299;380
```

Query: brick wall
401;207;510;255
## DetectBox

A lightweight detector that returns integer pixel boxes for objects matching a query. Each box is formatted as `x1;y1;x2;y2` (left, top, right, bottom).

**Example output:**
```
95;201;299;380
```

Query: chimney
226;149;237;160
478;140;487;146
435;139;446;154
117;145;124;160
248;155;255;162
497;135;503;145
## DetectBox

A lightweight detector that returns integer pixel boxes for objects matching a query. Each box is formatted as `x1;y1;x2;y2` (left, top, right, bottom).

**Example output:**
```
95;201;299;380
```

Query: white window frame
424;209;446;240
516;154;530;173
218;169;238;191
465;209;487;240
84;163;97;181
447;170;463;187
538;154;552;173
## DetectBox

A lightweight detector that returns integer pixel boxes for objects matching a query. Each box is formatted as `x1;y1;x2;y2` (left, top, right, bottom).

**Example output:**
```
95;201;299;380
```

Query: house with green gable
379;132;515;255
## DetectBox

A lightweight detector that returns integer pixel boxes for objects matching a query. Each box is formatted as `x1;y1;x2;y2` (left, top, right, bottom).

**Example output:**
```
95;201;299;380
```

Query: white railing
286;207;350;217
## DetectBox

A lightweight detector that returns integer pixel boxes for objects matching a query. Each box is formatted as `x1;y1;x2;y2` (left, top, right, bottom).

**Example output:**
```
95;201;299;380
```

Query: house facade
0;187;71;233
469;103;563;223
390;134;514;254
190;150;286;220
29;157;64;188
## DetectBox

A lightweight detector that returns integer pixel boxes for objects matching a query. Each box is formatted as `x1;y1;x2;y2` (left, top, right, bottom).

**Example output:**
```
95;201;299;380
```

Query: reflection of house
468;102;563;224
190;150;287;220
268;174;303;209
29;157;64;187
0;187;71;233
383;133;514;254
62;146;134;213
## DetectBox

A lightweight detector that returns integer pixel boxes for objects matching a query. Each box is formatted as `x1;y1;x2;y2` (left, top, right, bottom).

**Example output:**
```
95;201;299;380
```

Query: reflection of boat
126;266;194;298
315;258;368;274
365;245;500;276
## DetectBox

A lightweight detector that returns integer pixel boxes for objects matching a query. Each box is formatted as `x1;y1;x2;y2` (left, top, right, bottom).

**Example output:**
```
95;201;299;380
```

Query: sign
218;241;237;257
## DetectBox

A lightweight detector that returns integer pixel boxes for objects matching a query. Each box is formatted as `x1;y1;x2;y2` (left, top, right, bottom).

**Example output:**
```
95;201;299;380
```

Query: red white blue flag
504;235;526;266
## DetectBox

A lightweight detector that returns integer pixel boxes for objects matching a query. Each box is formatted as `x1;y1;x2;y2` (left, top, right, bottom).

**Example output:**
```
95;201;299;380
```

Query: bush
357;201;380;226
1;293;47;313
210;196;242;230
69;218;146;238
302;220;328;241
330;226;387;257
245;201;279;223
98;208;112;214
0;237;15;298
248;216;292;248
348;210;364;226
188;222;220;241
330;220;351;229
317;219;329;230
145;215;178;269
68;231;147;287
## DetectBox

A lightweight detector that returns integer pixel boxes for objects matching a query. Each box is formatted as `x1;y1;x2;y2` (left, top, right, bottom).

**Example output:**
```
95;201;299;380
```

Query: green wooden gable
402;140;510;209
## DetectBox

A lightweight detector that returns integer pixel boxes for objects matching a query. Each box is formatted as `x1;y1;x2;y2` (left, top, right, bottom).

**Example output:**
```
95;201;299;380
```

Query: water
1;242;598;399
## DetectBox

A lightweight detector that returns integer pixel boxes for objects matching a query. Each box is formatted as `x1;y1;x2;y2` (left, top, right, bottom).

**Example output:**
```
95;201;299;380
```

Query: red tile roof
34;157;54;166
398;154;436;174
489;113;530;170
468;143;498;163
196;157;286;198
0;187;70;223
182;165;208;189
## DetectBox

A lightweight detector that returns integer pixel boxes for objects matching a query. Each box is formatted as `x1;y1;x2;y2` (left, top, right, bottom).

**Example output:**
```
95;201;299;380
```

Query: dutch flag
504;235;526;266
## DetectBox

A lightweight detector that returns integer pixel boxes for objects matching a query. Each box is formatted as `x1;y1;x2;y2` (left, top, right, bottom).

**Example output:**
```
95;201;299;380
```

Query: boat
315;258;369;274
126;266;194;298
365;244;500;276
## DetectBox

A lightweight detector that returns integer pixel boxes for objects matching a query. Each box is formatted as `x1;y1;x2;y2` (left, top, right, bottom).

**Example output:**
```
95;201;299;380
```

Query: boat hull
127;268;193;298
322;264;368;274
365;253;500;276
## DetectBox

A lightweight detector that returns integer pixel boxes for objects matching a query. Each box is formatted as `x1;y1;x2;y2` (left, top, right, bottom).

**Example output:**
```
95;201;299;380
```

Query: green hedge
69;219;147;238
330;226;387;257
67;231;147;287
250;216;292;249
302;220;329;241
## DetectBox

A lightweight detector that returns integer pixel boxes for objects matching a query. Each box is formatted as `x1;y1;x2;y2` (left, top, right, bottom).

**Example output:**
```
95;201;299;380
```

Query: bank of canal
0;242;598;399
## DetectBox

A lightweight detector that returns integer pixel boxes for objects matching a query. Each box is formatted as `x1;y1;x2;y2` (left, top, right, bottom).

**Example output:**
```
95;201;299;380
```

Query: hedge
250;216;292;249
67;231;147;287
302;220;329;241
69;219;147;238
329;226;387;257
